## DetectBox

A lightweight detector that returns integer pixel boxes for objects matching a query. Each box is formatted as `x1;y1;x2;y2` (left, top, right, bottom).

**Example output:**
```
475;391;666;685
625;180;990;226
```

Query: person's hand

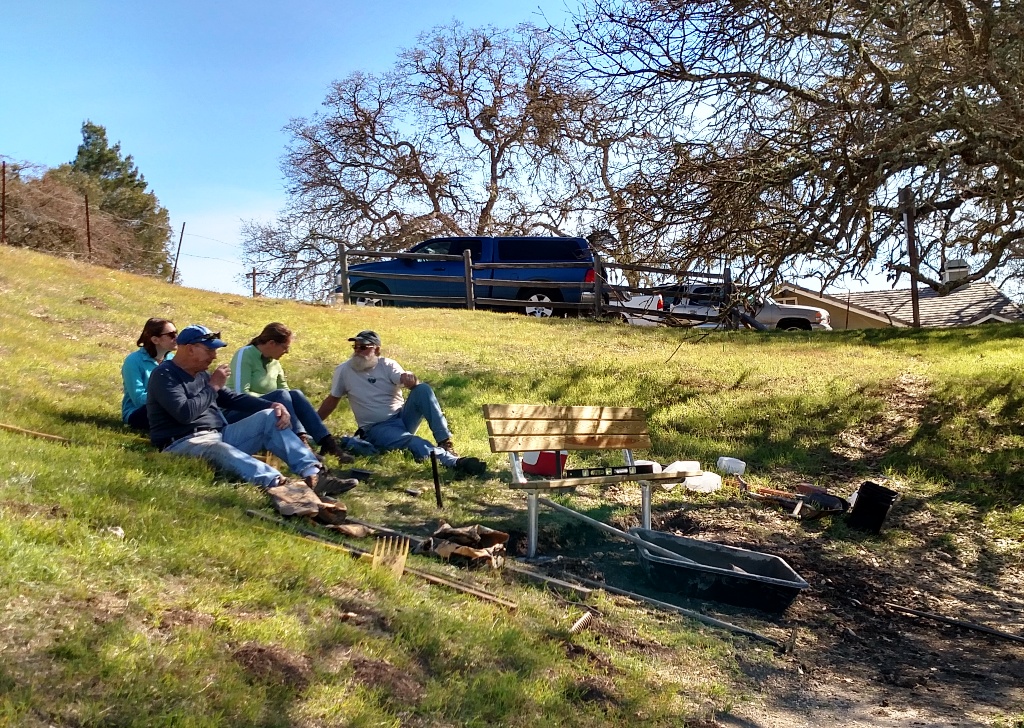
400;372;418;390
209;364;230;390
271;403;291;429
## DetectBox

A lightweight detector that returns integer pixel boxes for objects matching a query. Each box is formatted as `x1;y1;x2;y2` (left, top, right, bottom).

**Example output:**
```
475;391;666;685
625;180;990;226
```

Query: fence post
339;248;350;305
1;161;6;245
592;252;604;318
463;249;475;310
84;194;92;261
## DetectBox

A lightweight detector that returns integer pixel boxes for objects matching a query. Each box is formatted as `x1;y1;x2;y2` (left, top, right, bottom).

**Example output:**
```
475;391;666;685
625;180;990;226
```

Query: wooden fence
335;248;733;322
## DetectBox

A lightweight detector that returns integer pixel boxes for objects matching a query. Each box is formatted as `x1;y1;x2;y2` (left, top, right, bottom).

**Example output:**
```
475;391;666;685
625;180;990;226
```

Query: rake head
371;536;410;579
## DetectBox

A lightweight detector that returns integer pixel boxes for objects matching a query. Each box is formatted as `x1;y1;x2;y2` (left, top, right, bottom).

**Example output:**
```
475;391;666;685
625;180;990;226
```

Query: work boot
318;434;355;464
454;457;487;476
306;468;358;497
437;438;459;457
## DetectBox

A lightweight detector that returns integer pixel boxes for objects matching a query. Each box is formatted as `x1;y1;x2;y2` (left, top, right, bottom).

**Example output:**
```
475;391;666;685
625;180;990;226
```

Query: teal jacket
121;348;173;421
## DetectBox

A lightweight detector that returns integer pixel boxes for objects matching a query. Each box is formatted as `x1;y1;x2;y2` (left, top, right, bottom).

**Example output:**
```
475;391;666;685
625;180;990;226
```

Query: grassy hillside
1;245;1022;727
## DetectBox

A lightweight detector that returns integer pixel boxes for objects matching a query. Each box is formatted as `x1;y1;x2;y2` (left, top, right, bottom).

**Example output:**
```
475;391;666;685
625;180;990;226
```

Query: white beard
349;353;379;372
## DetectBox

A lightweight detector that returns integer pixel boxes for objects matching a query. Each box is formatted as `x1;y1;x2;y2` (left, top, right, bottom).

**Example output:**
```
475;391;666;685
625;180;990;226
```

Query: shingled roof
840;282;1023;327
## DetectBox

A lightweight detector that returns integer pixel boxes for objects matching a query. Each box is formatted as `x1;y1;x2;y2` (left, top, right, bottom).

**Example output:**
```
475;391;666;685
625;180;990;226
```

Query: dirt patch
0;501;68;519
349;654;424;704
543;373;1024;726
76;296;108;310
568;675;620;706
157;608;215;631
232;642;311;691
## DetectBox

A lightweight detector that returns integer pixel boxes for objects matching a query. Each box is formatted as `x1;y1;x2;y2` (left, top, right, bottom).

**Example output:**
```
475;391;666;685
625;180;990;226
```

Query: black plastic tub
629;528;809;614
845;481;898;534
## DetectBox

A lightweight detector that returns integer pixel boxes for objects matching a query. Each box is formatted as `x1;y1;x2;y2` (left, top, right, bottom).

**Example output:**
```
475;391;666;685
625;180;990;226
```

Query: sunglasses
160;331;177;339
353;343;375;351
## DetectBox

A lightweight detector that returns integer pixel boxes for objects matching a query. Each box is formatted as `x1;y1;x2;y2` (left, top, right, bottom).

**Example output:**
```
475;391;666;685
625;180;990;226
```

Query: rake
361;536;410;579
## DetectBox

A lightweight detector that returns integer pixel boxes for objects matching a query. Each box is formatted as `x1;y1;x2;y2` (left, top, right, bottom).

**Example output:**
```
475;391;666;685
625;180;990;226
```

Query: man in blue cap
147;324;356;498
317;329;486;475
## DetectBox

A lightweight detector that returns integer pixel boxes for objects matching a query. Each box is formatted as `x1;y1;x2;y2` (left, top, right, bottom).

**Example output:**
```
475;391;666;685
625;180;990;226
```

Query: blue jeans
362;384;458;467
225;389;329;443
165;409;321;488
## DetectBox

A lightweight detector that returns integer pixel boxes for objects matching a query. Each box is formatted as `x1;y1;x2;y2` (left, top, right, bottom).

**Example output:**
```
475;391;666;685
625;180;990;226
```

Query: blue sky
1;0;565;296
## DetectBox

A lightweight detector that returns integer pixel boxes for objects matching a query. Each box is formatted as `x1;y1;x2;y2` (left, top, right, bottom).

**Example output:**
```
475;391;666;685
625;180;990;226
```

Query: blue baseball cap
176;324;227;348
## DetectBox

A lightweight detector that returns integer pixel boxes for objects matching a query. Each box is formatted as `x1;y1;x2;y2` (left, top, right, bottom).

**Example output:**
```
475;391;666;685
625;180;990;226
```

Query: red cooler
521;450;568;477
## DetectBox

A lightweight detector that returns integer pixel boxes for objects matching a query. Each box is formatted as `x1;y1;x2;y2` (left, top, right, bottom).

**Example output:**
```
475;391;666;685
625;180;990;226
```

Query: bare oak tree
568;0;1024;293
245;22;635;299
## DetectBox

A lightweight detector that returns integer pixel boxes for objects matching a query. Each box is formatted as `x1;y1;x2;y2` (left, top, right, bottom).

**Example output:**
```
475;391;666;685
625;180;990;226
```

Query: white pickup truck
620;284;832;331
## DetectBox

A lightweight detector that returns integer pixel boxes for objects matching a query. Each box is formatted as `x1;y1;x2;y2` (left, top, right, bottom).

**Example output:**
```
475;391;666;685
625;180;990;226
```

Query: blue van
342;236;597;317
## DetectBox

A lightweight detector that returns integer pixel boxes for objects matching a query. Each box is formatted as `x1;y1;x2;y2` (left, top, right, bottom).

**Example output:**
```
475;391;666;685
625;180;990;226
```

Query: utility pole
246;267;260;297
1;161;6;245
171;222;185;282
84;194;92;261
899;186;920;328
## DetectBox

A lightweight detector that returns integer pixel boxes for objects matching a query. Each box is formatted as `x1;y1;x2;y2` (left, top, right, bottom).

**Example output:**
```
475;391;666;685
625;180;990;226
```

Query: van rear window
497;238;588;261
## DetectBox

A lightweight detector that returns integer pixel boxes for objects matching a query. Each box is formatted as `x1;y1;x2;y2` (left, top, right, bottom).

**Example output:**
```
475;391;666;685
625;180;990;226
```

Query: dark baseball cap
348;330;381;347
176;324;227;348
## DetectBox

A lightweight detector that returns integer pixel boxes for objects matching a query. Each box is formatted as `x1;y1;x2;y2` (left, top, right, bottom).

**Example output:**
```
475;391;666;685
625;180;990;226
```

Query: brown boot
437;438;458;457
305;469;358;497
318;434;355;464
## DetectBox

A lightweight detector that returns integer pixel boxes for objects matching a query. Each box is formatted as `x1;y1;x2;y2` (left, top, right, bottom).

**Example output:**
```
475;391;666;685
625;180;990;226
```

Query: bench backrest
482;404;651;453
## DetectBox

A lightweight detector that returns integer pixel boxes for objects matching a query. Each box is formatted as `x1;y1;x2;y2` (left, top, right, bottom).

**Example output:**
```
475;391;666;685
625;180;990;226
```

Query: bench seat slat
482;404;645;421
485;419;649;438
488;433;651;452
508;471;692;490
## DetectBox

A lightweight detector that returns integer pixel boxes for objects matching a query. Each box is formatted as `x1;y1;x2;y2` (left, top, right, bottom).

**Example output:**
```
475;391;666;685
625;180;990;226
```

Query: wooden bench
482;404;694;557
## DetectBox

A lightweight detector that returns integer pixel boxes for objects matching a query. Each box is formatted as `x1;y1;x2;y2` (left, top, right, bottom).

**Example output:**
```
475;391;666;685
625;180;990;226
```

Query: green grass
1;245;1022;726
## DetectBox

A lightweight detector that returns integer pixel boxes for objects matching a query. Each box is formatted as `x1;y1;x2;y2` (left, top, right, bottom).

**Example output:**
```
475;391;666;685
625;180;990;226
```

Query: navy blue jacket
147;360;273;449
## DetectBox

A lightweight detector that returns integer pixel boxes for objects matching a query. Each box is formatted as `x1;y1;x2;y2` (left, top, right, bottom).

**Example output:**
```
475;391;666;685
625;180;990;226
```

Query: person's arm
228;346;260;395
276;360;289;391
318;395;341;420
147;365;219;424
319;364;348;420
121;354;149;409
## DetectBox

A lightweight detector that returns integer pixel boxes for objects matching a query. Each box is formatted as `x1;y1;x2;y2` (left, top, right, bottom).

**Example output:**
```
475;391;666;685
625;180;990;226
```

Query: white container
663;460;701;477
716;456;746;475
684;471;723;493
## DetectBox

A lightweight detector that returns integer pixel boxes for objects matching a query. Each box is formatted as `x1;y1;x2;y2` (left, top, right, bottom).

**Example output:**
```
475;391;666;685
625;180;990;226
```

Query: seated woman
121;318;177;431
226;322;355;462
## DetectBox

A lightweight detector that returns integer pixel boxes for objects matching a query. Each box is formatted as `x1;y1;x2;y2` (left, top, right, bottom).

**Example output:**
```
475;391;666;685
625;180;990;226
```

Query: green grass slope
1;245;1022;727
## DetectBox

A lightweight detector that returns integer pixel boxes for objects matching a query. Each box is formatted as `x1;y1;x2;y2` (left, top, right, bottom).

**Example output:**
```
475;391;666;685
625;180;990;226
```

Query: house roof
777;281;1024;327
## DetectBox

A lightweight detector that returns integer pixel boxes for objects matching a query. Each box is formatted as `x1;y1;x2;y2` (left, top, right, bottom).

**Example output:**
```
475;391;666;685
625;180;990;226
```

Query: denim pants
362;383;458;467
224;389;329;443
165;409;321;488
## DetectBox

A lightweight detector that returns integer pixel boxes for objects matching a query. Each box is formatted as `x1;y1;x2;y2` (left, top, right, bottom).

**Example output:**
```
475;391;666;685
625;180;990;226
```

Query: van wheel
351;281;390;307
518;289;561;318
778;319;811;331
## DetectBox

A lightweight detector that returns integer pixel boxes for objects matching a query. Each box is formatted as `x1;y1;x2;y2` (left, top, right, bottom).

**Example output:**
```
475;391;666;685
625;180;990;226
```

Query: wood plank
482;404;646;421
488;433;651;452
485;419;649;438
508;471;693;490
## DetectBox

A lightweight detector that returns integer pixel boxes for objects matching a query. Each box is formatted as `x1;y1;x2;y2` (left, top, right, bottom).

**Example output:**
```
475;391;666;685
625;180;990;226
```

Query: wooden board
507;471;695;490
488;433;651;453
485;419;649;437
482;404;645;421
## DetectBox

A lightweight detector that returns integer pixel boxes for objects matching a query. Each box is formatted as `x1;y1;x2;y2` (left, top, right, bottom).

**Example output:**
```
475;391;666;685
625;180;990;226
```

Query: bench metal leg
527;492;539;558
641;482;652;530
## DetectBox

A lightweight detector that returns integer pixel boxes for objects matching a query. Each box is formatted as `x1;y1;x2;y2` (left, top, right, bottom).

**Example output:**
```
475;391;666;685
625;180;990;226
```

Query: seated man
317;330;485;475
147;324;356;497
